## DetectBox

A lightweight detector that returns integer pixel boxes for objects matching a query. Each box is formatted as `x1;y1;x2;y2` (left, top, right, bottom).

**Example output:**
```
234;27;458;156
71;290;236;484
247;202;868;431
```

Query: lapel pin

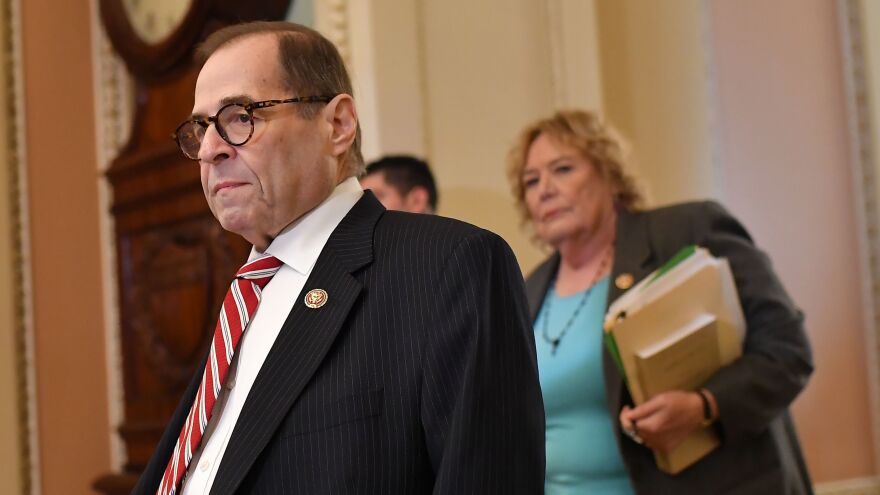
304;289;328;309
615;273;634;290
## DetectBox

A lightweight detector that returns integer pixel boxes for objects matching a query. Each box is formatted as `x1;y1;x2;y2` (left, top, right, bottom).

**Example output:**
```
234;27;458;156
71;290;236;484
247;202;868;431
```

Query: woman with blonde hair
508;109;813;494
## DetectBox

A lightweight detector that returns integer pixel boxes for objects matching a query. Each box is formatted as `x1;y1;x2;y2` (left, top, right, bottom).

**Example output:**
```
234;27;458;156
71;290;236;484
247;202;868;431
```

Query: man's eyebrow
190;94;256;119
221;94;255;106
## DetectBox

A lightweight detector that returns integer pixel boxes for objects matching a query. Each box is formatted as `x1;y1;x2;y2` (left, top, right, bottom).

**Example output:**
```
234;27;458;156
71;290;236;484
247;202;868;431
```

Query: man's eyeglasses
173;96;336;160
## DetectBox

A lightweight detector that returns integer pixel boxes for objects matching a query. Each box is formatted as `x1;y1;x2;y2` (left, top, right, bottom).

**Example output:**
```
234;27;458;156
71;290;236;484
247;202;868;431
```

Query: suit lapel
607;208;654;306
526;254;559;323
209;193;384;495
604;208;655;413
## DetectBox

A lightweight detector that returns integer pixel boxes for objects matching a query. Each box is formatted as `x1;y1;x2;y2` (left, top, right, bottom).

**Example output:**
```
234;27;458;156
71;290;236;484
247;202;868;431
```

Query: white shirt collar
247;176;364;274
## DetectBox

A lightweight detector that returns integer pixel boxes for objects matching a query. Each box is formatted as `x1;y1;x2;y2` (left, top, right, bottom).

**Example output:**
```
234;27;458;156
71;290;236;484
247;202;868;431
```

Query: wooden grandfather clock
93;1;292;493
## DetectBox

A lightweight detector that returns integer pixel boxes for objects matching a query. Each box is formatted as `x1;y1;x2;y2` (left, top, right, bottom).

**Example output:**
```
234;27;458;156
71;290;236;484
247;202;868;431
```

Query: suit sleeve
420;230;545;494
699;201;814;441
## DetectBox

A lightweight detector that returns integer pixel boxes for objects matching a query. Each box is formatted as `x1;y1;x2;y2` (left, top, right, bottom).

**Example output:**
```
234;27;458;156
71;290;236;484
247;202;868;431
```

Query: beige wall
335;0;613;273
339;0;717;272
22;0;112;492
596;0;716;206
347;0;427;159
709;0;875;482
418;1;554;271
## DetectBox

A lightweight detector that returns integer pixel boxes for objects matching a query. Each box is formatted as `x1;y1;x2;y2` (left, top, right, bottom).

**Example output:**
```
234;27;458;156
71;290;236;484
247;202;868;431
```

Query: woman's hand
619;390;713;452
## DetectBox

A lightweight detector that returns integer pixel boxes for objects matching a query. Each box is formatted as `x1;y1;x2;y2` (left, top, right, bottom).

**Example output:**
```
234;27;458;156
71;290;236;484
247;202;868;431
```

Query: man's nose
198;124;235;164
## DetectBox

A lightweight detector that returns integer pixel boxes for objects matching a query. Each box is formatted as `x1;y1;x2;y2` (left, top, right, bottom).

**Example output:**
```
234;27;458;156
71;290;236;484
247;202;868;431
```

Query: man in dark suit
133;21;544;495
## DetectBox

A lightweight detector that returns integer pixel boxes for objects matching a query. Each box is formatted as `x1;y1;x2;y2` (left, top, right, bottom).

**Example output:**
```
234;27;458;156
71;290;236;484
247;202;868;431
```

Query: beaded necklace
541;247;613;355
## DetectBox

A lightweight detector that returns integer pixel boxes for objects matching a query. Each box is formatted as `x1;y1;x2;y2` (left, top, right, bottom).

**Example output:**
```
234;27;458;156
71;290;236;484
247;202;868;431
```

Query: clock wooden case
93;2;291;494
100;0;293;81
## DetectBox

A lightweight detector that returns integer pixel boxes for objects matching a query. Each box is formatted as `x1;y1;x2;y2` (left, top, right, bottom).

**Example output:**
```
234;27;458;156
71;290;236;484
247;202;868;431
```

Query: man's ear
404;186;431;214
325;94;358;158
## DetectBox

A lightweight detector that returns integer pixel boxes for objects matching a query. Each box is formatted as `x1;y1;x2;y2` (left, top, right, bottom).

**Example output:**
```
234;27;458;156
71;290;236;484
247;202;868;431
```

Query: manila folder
634;313;724;474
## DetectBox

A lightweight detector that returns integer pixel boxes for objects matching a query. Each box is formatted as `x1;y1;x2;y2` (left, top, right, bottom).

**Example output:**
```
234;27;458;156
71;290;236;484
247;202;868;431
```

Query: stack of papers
603;246;745;474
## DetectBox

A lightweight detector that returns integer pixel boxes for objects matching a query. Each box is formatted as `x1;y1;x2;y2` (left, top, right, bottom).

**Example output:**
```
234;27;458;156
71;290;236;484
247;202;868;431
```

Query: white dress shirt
181;177;364;494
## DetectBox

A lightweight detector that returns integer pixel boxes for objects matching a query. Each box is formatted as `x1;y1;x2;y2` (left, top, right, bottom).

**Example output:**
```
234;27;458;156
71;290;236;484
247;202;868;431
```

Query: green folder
603;330;628;385
603;245;699;385
646;245;697;287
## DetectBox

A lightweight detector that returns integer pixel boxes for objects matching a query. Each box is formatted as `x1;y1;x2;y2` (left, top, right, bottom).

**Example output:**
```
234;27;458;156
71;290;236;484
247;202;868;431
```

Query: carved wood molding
91;0;133;472
125;221;240;386
4;0;36;492
837;0;880;476
315;0;351;66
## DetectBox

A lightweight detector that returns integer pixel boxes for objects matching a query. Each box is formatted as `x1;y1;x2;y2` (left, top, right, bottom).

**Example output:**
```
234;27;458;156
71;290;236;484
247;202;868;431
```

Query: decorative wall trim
315;0;350;66
698;0;726;202
89;0;132;472
543;0;567;110
542;0;604;112
413;0;431;160
315;0;377;158
4;0;37;491
837;0;880;476
816;476;880;495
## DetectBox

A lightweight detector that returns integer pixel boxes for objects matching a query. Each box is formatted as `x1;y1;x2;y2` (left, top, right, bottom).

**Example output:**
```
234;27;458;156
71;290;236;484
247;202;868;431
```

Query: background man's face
193;34;339;249
360;172;406;211
360;171;431;214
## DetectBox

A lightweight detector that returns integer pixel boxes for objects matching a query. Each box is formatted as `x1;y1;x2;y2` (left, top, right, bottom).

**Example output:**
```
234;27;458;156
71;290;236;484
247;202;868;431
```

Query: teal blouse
535;276;635;494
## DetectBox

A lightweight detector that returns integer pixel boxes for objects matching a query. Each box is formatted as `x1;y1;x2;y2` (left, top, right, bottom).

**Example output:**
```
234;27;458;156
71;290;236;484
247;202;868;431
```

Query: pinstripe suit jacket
133;192;545;495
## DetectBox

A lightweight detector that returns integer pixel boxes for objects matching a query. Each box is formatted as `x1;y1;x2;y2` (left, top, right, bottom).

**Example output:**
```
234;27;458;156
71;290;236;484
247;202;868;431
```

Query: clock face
121;0;193;45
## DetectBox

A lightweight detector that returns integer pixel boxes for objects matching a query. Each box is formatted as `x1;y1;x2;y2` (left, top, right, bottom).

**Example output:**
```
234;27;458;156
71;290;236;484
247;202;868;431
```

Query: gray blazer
525;201;813;495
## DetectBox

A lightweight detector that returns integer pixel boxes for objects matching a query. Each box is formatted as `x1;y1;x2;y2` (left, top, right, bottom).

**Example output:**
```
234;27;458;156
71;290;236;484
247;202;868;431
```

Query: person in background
360;155;438;213
507;109;813;494
133;20;545;495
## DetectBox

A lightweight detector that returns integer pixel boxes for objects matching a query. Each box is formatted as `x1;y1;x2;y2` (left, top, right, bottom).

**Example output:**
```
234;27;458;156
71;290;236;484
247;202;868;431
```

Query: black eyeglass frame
172;95;338;160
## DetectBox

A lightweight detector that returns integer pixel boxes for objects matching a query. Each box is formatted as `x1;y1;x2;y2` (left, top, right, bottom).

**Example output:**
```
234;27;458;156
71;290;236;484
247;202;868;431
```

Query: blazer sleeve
420;230;545;494
698;201;814;441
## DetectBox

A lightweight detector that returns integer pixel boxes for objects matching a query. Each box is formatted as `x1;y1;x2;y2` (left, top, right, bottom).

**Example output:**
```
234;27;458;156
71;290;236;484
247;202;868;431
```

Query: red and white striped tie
157;254;283;495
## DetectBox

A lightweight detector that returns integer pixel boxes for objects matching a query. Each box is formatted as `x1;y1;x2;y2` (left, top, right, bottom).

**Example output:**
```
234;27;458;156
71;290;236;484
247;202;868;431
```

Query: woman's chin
536;220;578;245
536;229;568;248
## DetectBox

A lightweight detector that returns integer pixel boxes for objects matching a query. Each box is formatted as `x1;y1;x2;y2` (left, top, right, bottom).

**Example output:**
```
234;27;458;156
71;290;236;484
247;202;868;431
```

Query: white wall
709;0;875;481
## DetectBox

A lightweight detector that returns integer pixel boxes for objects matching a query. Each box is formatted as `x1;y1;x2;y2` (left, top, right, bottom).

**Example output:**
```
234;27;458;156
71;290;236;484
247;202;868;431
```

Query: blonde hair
506;109;644;225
